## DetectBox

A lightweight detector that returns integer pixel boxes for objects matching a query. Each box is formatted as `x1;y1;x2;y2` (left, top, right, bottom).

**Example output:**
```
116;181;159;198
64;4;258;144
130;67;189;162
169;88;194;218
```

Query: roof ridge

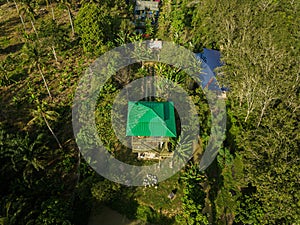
126;101;176;137
140;102;175;136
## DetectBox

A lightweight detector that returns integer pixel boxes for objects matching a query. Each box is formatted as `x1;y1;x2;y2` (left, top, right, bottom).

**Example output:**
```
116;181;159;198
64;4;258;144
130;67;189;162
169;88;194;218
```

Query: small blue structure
195;48;229;93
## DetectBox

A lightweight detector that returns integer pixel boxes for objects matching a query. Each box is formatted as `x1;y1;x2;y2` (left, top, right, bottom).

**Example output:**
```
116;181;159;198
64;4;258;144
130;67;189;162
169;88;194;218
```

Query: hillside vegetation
0;0;299;224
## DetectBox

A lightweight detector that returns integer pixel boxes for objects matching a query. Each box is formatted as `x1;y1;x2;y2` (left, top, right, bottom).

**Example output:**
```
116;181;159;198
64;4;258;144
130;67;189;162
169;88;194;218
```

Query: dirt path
88;206;145;225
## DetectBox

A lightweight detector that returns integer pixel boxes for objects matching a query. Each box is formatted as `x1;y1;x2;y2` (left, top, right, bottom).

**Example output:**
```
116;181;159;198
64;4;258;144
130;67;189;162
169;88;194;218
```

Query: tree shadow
145;208;175;225
206;159;224;223
108;186;175;225
0;42;24;54
108;186;140;220
0;15;21;36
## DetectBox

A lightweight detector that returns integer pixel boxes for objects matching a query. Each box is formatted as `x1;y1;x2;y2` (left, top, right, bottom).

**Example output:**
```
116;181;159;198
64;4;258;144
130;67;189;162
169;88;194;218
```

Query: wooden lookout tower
126;101;177;160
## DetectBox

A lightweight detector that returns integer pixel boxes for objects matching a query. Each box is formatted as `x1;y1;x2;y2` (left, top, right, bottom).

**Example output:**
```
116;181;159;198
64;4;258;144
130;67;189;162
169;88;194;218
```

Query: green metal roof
126;101;177;137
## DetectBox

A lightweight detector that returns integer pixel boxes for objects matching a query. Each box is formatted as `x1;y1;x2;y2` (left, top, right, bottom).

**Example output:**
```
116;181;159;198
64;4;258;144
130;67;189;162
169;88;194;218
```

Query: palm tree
0;131;47;185
27;100;62;149
14;134;46;184
22;43;52;99
57;0;74;36
13;0;26;30
19;0;39;38
45;0;55;20
39;19;62;62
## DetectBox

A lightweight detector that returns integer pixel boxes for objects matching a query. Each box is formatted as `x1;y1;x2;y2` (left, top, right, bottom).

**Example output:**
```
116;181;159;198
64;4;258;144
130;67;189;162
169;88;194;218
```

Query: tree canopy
0;0;299;224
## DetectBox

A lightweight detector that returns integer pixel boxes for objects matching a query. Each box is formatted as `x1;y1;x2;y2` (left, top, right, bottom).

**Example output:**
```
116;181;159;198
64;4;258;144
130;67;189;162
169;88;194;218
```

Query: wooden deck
131;136;173;159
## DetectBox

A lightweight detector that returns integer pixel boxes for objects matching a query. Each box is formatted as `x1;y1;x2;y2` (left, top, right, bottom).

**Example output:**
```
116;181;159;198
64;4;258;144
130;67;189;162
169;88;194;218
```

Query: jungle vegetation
0;0;299;224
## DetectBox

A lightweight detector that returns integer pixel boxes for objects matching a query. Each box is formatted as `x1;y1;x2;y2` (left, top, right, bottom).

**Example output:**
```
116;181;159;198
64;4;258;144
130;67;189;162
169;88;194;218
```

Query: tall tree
27;100;62;149
212;0;300;223
21;42;52;99
74;1;128;55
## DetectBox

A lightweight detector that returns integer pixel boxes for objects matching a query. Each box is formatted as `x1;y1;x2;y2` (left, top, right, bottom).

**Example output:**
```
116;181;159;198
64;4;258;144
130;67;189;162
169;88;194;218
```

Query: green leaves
183;0;300;221
235;194;264;225
157;0;193;46
176;163;209;225
213;148;243;224
38;19;69;49
36;197;72;225
91;179;121;203
0;125;77;224
27;100;58;126
0;130;47;186
74;1;129;55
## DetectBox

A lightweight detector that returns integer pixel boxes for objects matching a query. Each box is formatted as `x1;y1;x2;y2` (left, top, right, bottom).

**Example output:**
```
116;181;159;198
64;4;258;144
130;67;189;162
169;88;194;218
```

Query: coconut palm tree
13;0;26;30
19;0;39;38
56;0;74;36
45;0;55;20
27;100;62;149
21;42;52;99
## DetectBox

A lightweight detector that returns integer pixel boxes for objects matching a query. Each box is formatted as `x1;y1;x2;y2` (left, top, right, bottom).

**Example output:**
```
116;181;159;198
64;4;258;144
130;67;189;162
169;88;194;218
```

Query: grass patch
135;171;183;217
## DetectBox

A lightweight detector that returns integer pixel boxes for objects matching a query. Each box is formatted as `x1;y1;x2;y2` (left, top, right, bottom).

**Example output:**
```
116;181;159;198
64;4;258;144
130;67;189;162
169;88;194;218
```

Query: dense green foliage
74;0;131;55
0;0;299;224
175;163;208;225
